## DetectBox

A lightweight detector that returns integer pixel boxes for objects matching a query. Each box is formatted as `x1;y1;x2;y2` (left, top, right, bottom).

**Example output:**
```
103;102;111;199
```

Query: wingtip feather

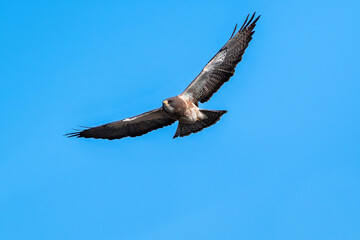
244;12;256;29
240;12;261;31
229;23;238;39
64;132;81;138
240;14;250;30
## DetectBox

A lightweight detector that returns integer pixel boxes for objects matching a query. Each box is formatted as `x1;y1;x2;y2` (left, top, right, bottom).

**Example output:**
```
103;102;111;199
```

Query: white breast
178;95;202;124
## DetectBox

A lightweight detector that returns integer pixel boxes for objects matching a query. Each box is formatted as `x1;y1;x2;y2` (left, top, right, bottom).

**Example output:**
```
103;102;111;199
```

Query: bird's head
162;97;180;113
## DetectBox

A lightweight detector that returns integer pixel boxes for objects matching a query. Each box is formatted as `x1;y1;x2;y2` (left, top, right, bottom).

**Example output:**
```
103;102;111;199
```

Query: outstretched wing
66;108;175;140
181;13;260;103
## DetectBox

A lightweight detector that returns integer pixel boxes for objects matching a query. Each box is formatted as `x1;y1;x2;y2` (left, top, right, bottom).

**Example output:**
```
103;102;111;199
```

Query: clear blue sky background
1;0;359;239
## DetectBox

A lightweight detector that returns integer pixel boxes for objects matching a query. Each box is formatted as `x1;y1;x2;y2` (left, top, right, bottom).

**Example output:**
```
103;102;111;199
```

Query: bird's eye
168;100;172;103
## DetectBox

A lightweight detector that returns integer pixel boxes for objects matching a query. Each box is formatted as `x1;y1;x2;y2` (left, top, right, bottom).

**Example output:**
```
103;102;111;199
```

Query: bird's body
66;13;260;140
162;96;202;124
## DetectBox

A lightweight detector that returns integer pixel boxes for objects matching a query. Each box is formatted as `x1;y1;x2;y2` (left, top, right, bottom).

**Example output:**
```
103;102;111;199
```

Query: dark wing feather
181;13;260;103
65;108;175;140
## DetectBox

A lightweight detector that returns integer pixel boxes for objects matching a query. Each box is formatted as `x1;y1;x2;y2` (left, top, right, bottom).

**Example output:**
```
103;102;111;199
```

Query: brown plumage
66;13;260;140
66;108;175;140
181;13;260;103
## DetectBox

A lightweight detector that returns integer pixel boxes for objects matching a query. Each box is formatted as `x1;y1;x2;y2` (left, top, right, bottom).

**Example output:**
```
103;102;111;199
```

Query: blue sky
1;0;359;239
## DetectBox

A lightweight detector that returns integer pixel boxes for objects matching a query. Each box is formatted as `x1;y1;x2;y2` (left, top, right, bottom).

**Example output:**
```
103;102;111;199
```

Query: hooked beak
163;100;169;106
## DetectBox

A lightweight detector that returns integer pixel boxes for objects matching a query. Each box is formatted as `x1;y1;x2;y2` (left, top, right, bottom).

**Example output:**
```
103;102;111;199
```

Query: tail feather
173;110;227;138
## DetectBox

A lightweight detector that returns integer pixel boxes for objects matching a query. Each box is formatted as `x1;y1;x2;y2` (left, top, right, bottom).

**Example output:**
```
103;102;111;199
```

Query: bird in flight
66;13;260;140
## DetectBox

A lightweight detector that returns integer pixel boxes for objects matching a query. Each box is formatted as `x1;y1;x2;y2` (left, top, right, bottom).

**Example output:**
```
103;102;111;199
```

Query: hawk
66;13;260;140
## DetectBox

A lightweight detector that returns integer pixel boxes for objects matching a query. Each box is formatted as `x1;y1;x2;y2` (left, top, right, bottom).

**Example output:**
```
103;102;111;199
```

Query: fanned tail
173;110;227;138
